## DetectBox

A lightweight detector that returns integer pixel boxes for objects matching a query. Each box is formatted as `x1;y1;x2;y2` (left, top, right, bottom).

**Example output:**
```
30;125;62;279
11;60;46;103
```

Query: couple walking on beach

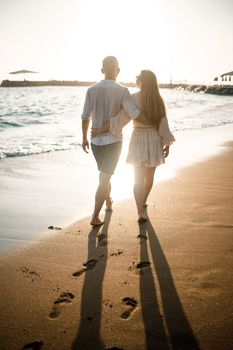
81;56;175;226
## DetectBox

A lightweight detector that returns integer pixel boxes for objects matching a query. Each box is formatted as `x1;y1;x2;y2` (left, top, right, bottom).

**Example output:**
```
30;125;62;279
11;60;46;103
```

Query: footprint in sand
121;297;137;319
103;298;114;308
97;232;108;246
110;249;123;257
136;261;150;270
128;261;137;271
22;341;44;349
18;266;40;282
49;292;74;319
72;259;98;277
48;225;62;230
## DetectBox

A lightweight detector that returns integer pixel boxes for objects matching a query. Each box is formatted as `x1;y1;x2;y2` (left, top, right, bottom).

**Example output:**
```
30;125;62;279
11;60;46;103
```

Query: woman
92;70;175;222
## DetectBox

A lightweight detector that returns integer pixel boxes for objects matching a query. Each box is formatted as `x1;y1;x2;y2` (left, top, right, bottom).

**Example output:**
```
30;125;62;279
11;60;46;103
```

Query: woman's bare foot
90;217;104;227
137;207;148;223
105;198;113;212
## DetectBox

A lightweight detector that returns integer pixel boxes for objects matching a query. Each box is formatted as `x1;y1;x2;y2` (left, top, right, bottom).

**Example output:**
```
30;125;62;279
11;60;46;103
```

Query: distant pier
1;80;233;95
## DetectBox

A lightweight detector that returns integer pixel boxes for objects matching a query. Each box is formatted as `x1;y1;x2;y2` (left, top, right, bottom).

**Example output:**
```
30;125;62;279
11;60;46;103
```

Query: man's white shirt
81;79;140;145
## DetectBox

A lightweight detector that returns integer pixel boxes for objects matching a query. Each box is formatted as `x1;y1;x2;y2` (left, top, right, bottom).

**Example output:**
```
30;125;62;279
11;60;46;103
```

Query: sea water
0;86;233;159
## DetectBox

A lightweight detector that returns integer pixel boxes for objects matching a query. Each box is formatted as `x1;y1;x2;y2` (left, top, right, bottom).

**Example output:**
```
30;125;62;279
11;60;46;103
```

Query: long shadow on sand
72;211;111;350
139;219;200;349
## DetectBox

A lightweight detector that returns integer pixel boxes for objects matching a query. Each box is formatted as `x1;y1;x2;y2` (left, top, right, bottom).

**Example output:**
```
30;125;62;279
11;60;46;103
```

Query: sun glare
111;136;134;200
1;0;233;82
111;121;176;201
56;0;171;82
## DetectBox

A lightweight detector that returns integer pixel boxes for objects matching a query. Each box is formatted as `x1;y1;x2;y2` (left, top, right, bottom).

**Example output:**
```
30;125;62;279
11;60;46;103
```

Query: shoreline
0;138;232;349
1;124;233;256
1;80;233;95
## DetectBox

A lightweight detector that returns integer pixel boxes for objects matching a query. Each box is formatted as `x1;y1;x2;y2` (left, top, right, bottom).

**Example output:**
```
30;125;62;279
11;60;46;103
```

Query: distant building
214;71;233;83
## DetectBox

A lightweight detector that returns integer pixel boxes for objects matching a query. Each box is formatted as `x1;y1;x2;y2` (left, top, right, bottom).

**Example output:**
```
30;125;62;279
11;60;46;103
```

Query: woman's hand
91;122;110;138
91;127;103;138
163;145;169;158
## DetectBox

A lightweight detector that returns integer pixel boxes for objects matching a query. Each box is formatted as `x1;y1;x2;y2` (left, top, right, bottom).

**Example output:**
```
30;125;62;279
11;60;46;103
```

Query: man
81;56;148;226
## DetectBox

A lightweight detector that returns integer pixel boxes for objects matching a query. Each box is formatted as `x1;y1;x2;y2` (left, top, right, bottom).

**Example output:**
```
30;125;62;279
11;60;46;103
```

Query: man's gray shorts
91;142;122;175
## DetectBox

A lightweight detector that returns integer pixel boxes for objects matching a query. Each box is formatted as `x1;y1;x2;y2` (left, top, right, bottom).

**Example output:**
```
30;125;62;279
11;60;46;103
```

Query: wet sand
0;140;232;349
1;124;233;255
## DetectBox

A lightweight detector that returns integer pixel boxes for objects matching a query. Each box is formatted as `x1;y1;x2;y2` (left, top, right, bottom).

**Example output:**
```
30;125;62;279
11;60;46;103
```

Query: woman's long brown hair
139;70;166;130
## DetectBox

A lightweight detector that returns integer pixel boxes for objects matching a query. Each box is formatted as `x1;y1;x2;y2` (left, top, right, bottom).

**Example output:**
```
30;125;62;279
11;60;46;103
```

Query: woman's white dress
110;92;175;167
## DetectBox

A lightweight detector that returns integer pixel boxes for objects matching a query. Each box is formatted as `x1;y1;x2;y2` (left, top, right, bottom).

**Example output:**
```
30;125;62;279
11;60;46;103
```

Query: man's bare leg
105;182;113;211
90;171;112;226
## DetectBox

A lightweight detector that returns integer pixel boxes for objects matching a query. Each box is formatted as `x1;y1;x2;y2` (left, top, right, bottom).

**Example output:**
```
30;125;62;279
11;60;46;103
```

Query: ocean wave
3;110;49;117
1;121;233;159
0;118;50;129
0;142;81;159
0;120;24;128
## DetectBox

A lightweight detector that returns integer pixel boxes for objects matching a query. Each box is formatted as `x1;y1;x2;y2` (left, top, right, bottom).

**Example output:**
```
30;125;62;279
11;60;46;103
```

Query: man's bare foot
105;198;113;212
90;217;104;227
137;216;148;223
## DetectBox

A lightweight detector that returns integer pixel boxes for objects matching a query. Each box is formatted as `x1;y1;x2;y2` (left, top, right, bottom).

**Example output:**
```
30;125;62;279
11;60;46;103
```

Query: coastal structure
1;79;233;95
0;80;96;87
214;71;233;83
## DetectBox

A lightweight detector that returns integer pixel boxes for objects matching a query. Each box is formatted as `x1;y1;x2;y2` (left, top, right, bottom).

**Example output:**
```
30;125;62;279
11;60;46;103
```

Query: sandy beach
0;135;233;349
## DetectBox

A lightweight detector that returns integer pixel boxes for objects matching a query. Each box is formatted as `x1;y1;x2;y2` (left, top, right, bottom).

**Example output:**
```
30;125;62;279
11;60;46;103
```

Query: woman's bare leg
133;166;146;220
143;167;156;207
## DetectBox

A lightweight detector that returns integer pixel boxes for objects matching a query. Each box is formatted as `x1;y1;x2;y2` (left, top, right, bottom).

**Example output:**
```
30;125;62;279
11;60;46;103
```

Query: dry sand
0;142;233;350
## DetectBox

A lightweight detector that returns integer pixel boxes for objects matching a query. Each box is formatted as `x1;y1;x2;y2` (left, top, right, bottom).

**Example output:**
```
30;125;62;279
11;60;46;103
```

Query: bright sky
0;0;232;83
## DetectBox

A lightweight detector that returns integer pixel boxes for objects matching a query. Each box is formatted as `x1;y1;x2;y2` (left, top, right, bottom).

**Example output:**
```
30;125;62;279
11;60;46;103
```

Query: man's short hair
102;56;119;73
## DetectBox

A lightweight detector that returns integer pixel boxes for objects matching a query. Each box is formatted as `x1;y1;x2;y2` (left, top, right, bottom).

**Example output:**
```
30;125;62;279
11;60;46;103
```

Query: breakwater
1;80;233;95
163;83;233;96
